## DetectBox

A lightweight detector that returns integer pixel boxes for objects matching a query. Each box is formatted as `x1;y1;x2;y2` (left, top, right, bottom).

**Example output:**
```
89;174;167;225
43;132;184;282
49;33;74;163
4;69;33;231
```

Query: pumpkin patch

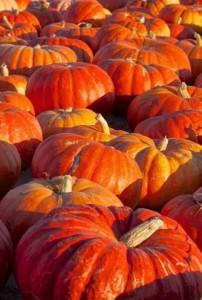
1;0;202;298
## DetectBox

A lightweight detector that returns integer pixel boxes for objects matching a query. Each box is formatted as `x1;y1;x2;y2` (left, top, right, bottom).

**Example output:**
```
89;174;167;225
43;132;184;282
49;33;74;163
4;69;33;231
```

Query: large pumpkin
0;44;77;77
15;204;202;299
26;62;115;116
31;133;143;203
93;37;192;83
108;136;202;211
161;187;202;251
0;175;123;247
127;83;202;128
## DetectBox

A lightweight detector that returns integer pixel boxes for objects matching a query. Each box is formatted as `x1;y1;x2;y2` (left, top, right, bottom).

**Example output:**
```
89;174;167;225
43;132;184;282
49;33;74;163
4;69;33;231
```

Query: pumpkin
133;109;202;144
27;0;63;28
31;133;143;203
37;107;98;139
127;83;202;129
97;58;180;115
0;44;77;77
0;63;28;94
161;187;202;252
0;34;27;45
0;220;13;289
15;204;202;299
0;139;21;199
110;136;202;210
39;21;77;37
176;33;202;82
63;0;107;27
0;16;38;41
0;175;123;247
61;113;127;142
26;62;115;116
49;0;74;12
168;17;195;40
93;37;192;83
159;4;202;34
0;91;35;115
0;9;41;32
28;35;94;63
0;104;43;169
55;22;99;50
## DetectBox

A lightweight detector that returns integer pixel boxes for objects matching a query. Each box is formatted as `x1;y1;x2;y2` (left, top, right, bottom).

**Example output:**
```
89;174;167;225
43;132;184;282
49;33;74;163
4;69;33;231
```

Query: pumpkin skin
0;139;21;199
0;91;35;115
127;83;202;129
133;109;202;144
0;175;123;247
161;187;202;251
0;220;13;289
15;204;202;300
15;0;31;11
97;58;180;115
31;133;143;203
195;72;202;87
39;21;77;37
0;34;27;45
26;62;115;116
0;44;78;77
28;36;94;63
93;38;192;83
0;105;43;169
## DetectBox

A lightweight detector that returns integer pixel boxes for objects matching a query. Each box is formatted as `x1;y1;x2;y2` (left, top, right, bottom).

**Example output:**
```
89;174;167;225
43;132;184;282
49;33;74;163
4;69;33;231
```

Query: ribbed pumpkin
0;44;78;77
28;35;93;63
127;83;202;129
0;175;123;247
0;91;35;115
0;139;21;199
37;107;98;139
31;133;143;204
0;220;13;289
133;109;202;144
109;136;202;210
0;104;43;169
97;58;180;115
161;187;202;251
15;204;202;299
39;21;77;37
26;62;115;116
93;37;192;83
159;3;202;34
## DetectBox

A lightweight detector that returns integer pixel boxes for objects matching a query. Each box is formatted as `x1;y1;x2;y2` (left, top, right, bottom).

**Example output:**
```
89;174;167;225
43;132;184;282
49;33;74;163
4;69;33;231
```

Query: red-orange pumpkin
15;204;202;299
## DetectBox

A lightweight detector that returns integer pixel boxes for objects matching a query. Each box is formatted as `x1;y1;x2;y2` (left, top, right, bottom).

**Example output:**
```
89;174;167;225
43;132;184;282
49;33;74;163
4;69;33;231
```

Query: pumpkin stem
64;107;73;112
119;217;164;247
78;22;92;28
177;17;182;25
34;44;41;49
177;82;190;99
138;15;145;24
0;63;9;76
125;57;136;63
157;136;168;151
59;175;73;193
193;193;202;205
194;33;202;46
2;16;13;30
149;31;156;39
96;114;110;135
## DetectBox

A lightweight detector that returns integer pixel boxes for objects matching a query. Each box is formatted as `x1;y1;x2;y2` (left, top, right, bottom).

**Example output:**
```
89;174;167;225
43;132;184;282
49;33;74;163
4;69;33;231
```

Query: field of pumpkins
1;0;202;299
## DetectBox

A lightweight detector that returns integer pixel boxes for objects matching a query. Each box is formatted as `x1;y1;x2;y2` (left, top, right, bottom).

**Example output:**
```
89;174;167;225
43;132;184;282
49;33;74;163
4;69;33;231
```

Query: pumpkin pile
0;0;202;299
